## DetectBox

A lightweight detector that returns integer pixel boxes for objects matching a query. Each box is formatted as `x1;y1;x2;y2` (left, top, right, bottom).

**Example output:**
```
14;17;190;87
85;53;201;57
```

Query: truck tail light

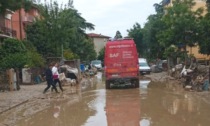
106;69;118;73
126;67;138;71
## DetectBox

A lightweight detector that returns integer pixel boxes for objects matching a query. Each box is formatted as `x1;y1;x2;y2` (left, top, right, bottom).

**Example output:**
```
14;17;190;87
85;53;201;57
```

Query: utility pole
19;9;22;40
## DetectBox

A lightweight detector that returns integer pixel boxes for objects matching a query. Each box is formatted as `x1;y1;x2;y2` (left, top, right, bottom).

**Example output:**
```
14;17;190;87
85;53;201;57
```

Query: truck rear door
105;41;138;77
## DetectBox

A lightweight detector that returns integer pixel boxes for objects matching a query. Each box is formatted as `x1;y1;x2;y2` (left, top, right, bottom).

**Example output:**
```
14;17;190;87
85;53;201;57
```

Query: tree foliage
0;38;44;70
26;1;96;61
157;0;203;49
97;47;105;62
127;3;165;60
114;31;123;39
143;13;166;59
0;38;26;58
128;0;206;63
0;0;33;14
127;23;144;56
63;49;79;60
198;0;210;55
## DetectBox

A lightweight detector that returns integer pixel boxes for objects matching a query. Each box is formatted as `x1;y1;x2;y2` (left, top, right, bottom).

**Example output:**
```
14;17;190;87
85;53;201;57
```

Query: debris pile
179;65;209;92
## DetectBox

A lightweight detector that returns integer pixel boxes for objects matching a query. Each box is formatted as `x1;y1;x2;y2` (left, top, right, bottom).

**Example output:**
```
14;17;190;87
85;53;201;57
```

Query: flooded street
1;72;210;126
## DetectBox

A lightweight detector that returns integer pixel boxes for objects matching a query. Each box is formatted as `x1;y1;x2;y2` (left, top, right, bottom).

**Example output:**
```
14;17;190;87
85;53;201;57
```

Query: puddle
1;73;210;126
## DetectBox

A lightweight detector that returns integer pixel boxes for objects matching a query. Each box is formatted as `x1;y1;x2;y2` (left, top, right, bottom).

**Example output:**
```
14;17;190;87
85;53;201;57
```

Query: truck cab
104;39;139;89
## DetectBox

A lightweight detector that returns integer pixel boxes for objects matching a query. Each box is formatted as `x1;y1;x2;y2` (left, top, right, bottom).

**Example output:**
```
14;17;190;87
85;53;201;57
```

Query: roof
87;33;110;39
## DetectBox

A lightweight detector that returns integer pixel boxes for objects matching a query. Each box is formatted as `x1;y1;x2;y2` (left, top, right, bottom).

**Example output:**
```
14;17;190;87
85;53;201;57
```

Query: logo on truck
109;44;132;49
123;51;134;58
110;53;119;58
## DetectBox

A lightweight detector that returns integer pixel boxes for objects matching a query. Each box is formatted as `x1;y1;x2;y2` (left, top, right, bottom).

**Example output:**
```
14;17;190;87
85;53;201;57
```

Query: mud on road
144;72;210;105
0;77;96;126
0;72;210;126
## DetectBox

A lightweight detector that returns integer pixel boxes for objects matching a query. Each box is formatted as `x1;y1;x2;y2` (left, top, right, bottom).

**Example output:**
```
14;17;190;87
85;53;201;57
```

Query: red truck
104;39;139;89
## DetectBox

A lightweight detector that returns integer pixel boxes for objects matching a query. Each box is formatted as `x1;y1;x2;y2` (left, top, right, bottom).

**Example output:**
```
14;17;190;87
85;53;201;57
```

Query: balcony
22;15;35;23
0;26;17;38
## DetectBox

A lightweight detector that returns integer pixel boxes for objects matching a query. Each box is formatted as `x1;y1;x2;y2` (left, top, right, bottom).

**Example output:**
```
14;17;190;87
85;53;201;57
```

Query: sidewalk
0;82;46;114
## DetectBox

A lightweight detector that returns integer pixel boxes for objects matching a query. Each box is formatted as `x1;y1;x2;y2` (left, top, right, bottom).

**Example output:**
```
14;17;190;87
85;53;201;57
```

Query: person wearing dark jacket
43;63;59;93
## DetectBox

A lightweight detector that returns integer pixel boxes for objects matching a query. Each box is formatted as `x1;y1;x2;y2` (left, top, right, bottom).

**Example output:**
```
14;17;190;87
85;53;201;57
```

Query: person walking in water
52;62;64;92
43;63;59;94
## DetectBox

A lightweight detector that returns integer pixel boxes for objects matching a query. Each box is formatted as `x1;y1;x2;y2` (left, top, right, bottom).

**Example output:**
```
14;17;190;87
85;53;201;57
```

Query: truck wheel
106;80;110;89
135;79;139;88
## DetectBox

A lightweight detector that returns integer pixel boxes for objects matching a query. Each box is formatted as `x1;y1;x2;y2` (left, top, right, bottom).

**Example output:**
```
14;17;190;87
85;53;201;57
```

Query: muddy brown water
1;72;210;126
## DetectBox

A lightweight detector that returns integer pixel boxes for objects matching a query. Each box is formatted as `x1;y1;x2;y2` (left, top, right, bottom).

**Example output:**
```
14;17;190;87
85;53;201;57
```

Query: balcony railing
22;15;35;23
0;26;17;38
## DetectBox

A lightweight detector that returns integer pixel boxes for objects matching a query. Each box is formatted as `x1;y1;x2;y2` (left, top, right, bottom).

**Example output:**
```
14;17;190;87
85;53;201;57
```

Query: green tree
157;0;203;49
0;38;44;70
156;0;203;65
198;0;210;56
129;2;166;60
207;0;210;9
97;47;105;62
143;13;166;60
0;0;33;14
0;38;26;59
0;53;27;69
63;49;79;60
127;23;144;56
26;1;96;61
114;31;123;39
26;20;55;58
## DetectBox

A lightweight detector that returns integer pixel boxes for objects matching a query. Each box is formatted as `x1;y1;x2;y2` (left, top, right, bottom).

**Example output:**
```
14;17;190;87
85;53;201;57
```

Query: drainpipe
19;9;22;40
11;12;14;38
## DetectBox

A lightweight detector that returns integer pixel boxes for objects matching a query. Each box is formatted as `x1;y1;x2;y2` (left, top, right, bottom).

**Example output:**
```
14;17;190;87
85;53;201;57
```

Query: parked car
151;60;167;73
91;60;102;70
158;60;168;71
139;58;151;75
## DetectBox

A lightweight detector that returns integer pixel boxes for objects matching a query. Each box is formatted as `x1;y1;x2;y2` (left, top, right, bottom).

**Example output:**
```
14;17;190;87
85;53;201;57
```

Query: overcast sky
46;0;162;38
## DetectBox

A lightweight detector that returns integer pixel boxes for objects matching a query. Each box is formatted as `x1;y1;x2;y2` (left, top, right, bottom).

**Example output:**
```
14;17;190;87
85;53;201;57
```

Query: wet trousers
53;79;63;92
43;79;58;93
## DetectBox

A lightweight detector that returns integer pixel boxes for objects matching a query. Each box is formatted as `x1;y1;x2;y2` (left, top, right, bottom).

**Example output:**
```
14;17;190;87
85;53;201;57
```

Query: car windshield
140;62;149;67
92;60;101;65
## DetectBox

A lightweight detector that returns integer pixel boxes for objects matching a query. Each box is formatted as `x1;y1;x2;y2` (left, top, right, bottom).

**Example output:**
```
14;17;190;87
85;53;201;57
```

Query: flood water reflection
15;72;210;126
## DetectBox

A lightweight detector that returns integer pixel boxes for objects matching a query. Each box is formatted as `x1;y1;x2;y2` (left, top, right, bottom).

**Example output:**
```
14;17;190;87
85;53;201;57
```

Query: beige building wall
186;45;210;60
188;0;208;59
93;38;109;56
193;0;206;14
164;0;208;60
165;0;206;10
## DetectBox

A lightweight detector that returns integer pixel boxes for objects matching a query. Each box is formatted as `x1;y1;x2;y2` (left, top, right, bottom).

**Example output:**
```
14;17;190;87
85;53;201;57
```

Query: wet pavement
0;72;210;126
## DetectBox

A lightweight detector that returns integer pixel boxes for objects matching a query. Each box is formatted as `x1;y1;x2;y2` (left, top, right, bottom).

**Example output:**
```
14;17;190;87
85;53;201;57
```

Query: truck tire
135;79;139;88
106;80;110;89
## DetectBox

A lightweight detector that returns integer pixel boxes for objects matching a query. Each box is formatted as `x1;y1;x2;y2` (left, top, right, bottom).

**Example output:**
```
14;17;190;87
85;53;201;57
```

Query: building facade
87;33;110;56
0;9;16;41
0;5;40;41
12;6;40;40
